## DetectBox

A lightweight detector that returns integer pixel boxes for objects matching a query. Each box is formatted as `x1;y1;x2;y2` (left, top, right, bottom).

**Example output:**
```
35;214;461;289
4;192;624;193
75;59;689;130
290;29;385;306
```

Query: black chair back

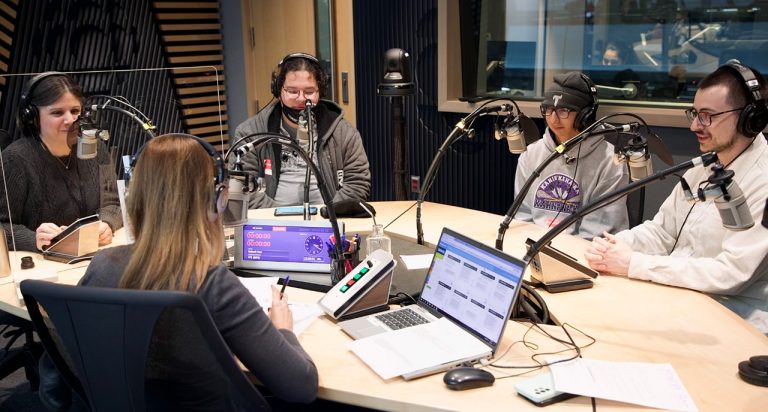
20;280;270;412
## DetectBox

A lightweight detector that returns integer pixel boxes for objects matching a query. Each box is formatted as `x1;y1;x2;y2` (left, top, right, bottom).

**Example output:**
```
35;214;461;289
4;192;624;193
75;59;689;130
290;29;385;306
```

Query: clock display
304;235;324;255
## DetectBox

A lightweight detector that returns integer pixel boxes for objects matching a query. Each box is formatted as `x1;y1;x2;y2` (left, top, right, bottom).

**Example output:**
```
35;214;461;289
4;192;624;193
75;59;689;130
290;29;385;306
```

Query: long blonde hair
120;134;225;292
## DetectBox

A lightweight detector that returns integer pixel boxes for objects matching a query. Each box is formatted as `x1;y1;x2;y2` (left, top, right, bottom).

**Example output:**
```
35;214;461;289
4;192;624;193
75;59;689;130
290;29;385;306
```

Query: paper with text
347;317;490;380
548;357;697;412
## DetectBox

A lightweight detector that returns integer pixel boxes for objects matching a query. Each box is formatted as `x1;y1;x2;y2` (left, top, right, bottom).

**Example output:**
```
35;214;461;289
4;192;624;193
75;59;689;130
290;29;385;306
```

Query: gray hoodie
232;100;371;208
514;128;630;239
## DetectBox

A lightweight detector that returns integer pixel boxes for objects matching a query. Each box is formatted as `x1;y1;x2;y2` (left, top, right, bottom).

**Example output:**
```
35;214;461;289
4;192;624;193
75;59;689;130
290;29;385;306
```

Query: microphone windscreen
715;182;754;230
627;151;652;181
505;123;527;154
77;133;98;160
518;114;541;146
320;199;376;219
222;177;249;226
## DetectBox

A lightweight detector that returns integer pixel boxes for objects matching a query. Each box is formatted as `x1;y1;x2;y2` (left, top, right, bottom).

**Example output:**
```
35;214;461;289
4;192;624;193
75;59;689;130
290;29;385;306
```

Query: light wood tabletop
2;201;766;411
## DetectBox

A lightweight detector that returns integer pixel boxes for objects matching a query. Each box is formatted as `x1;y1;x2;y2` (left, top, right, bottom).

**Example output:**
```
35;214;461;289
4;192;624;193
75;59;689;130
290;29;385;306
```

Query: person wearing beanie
513;71;629;239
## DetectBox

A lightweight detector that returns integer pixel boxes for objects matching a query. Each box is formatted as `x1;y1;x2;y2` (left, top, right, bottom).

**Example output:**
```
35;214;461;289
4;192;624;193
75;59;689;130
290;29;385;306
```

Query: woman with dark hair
0;72;121;251
79;134;318;408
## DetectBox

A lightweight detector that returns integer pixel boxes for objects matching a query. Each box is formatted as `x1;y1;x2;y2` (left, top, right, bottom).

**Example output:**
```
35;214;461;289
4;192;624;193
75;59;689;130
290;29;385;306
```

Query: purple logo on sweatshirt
533;173;581;214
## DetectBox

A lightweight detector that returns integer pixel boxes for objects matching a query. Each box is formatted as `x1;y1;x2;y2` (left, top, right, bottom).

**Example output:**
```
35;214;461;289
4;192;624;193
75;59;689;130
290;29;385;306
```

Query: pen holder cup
329;249;361;285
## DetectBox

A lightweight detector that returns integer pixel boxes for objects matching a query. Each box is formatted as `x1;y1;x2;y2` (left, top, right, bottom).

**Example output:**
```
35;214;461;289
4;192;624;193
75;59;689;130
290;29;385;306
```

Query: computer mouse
443;367;495;391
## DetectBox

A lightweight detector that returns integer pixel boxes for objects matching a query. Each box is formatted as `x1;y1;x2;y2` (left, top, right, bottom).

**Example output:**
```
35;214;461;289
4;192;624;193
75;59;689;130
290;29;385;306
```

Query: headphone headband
18;72;75;138
132;134;228;221
575;73;599;131
723;62;768;138
270;52;326;98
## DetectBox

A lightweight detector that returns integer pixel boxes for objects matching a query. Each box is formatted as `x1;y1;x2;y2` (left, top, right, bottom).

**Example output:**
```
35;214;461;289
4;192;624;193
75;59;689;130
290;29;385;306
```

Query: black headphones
270;52;326;98
132;134;228;222
574;73;599;131
18;72;75;138
724;62;768;138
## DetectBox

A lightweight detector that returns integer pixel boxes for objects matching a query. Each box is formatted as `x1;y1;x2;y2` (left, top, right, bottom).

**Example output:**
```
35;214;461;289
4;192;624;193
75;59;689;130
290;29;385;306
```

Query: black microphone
696;163;754;230
301;100;316;221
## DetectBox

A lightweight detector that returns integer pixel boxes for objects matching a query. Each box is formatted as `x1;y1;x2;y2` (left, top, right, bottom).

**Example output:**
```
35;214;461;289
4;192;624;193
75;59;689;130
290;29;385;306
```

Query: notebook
341;228;525;379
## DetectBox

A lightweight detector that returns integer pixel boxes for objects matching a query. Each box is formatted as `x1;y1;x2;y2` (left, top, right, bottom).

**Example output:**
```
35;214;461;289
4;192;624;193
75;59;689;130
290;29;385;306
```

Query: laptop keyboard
375;308;430;330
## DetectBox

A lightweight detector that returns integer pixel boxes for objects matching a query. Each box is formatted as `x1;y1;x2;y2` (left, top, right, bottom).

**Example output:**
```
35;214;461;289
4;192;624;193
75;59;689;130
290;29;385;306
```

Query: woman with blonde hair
79;133;318;409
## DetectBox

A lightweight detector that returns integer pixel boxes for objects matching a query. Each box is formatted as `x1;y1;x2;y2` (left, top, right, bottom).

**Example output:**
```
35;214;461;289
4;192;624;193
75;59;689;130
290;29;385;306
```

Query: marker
280;276;291;296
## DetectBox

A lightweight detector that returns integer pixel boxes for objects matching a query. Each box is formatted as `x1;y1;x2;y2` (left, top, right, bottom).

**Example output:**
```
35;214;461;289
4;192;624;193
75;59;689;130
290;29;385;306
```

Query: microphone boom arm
522;151;719;263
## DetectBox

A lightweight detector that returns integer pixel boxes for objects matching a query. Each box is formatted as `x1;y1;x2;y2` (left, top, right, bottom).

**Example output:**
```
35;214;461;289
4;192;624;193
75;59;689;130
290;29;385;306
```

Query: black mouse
443;367;495;390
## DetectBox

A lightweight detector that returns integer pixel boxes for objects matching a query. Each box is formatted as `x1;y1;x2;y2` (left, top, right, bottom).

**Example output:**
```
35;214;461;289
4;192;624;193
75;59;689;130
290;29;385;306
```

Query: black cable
547;138;584;230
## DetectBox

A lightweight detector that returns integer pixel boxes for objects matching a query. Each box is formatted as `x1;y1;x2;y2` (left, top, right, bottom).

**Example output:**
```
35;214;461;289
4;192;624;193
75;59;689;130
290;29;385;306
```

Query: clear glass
470;0;768;107
366;224;391;254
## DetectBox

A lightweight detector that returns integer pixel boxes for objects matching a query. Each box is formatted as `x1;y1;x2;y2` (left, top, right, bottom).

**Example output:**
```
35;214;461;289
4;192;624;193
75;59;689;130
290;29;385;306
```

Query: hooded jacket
232;100;371;208
514;128;630;239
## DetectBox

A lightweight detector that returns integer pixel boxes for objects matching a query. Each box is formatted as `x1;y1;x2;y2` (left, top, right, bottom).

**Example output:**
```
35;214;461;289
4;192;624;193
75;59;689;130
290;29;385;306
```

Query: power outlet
410;175;421;193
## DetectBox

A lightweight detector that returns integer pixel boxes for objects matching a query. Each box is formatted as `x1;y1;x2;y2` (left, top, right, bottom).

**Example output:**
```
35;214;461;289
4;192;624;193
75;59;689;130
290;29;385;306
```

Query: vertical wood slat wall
151;0;228;150
0;0;230;154
0;0;18;103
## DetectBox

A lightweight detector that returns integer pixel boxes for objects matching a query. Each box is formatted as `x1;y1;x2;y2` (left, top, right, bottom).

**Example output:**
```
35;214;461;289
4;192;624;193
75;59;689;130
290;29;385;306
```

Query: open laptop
340;228;525;378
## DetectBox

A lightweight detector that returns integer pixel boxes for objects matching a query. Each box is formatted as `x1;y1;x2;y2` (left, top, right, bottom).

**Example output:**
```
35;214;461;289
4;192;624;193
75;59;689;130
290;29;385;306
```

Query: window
454;0;768;110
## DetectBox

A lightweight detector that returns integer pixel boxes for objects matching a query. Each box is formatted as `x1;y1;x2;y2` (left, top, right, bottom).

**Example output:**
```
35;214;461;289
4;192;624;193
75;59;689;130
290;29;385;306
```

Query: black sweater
0;137;122;251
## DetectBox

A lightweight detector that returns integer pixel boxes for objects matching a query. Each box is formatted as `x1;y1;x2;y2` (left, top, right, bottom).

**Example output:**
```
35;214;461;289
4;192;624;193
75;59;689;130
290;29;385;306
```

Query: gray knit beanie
542;72;595;111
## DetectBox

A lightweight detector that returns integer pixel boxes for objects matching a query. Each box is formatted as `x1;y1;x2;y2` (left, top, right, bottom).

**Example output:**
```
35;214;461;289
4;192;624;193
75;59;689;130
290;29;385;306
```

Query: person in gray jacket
233;52;371;208
514;71;629;239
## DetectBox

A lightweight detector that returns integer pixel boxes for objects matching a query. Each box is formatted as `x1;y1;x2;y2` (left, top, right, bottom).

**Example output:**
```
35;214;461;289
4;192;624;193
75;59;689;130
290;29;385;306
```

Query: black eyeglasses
540;105;573;119
684;107;744;126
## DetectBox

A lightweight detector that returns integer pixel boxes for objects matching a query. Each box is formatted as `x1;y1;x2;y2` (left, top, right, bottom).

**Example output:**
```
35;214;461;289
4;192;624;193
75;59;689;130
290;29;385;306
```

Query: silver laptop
340;228;525;378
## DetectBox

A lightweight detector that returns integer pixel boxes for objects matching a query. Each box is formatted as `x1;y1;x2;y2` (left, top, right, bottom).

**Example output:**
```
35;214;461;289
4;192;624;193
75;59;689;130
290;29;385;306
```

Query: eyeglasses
282;87;319;99
540;105;574;119
684;107;744;126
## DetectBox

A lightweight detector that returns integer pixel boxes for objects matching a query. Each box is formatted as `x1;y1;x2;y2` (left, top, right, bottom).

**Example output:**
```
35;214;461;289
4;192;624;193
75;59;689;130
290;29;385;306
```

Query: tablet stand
42;221;100;264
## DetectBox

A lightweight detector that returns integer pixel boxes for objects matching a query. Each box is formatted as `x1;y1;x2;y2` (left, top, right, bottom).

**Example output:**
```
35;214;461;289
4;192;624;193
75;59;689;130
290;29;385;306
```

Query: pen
280;276;290;296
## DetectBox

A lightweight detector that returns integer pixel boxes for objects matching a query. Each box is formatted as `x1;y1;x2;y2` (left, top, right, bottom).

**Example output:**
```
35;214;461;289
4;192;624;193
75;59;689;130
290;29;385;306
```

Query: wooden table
2;201;766;411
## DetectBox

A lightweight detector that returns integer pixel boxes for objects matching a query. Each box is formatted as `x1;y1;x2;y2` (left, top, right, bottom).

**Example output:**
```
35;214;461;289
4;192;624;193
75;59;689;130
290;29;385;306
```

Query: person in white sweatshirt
585;63;768;333
514;71;629;240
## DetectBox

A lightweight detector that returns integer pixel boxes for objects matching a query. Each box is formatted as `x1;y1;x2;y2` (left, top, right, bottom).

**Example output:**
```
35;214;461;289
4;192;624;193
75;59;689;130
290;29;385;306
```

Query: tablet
233;219;343;273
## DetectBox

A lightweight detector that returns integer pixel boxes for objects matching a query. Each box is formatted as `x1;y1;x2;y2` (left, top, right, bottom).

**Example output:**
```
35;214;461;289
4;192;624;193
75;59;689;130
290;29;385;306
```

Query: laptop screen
418;228;525;351
234;219;342;272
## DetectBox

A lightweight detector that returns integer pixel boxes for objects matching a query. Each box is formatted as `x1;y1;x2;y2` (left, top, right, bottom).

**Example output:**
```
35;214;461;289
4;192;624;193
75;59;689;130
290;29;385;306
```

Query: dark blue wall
353;0;524;215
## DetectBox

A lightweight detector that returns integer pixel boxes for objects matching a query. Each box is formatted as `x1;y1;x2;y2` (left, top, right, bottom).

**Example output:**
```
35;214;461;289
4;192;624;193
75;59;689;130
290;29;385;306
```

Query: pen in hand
280;276;291;297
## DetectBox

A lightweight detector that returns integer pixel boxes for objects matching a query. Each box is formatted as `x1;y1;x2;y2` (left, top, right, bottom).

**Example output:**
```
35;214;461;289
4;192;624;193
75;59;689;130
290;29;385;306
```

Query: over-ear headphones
738;355;768;387
18;72;74;138
132;134;228;222
270;52;326;98
574;73;599;131
724;62;768;138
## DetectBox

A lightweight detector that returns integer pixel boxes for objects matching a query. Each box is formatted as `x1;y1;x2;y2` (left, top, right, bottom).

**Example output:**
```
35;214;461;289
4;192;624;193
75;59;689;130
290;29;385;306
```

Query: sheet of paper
399;254;434;270
238;277;279;308
548;357;698;412
238;277;321;336
347;318;489;380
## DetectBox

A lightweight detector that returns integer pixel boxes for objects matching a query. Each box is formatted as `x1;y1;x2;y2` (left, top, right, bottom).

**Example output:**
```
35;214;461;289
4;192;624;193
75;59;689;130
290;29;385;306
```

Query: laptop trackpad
338;317;389;340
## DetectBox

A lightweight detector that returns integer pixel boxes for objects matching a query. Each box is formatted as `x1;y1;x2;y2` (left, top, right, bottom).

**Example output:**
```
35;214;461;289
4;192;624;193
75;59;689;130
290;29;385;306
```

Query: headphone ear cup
270;69;280;98
574;106;592;131
19;105;39;137
740;102;768;137
209;184;228;223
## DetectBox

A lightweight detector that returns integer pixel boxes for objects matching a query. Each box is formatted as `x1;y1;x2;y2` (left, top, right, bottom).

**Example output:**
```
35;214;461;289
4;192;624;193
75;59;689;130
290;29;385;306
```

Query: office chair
20;280;270;412
0;312;42;390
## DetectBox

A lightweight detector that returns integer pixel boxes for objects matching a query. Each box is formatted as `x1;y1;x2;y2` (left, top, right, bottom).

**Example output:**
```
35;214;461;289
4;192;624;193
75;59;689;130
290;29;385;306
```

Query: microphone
695;164;754;230
222;168;254;227
625;138;652;181
495;113;526;154
77;126;109;160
